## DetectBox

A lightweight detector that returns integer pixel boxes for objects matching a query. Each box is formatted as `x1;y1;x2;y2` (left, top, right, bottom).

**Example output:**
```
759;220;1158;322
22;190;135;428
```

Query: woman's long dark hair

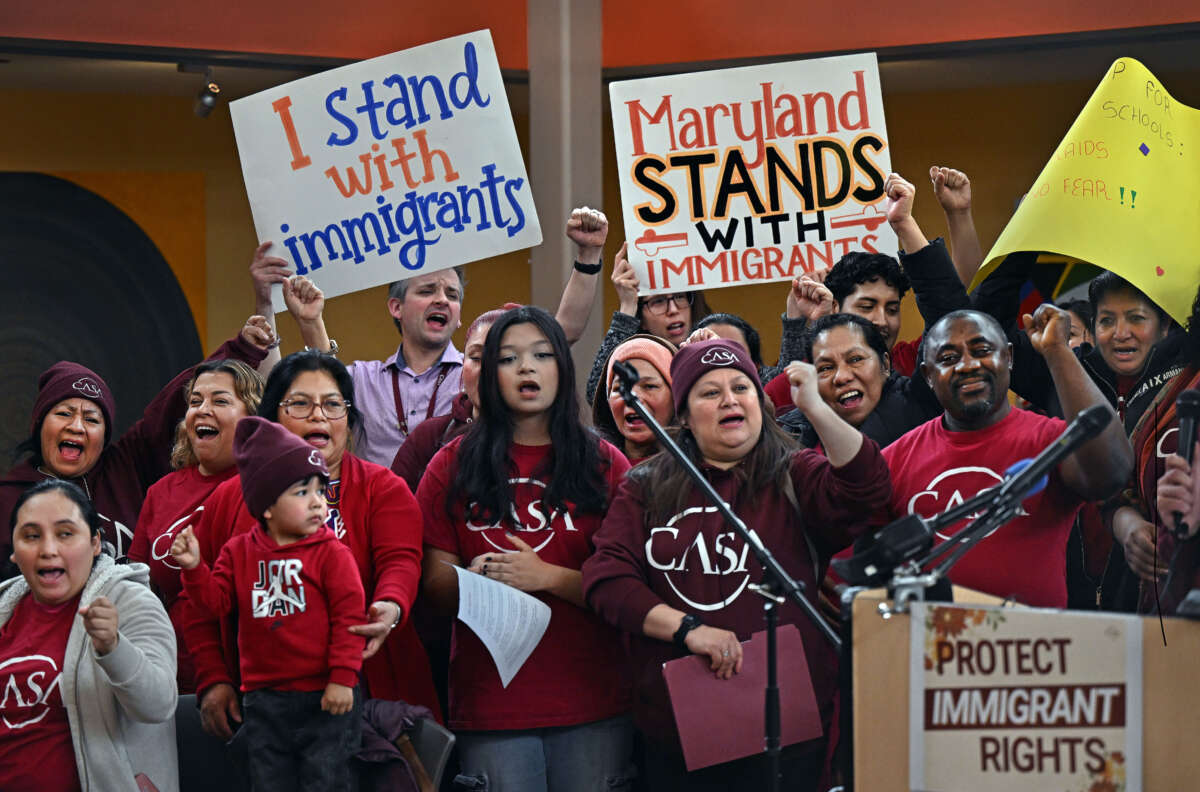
449;306;610;523
633;376;796;525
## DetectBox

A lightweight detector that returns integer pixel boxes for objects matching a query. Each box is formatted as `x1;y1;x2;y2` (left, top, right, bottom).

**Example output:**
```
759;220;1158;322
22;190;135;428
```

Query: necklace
36;466;92;500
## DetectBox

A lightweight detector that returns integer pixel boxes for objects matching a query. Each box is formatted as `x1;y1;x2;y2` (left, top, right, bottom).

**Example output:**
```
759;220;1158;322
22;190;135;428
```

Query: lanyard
392;362;453;436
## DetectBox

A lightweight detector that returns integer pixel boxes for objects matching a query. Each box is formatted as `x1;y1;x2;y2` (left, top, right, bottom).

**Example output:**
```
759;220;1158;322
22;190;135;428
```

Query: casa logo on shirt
1156;427;1179;459
465;477;578;553
907;466;1030;541
150;506;204;571
644;505;759;612
0;655;63;730
251;559;307;618
71;377;102;399
98;511;133;561
700;348;739;366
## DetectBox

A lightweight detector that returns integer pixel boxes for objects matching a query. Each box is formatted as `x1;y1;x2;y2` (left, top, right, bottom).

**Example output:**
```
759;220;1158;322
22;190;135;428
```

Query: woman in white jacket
0;479;178;792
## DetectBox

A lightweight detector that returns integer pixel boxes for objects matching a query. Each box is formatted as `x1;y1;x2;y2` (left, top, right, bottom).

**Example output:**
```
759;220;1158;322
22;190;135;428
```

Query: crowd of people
1;168;1198;792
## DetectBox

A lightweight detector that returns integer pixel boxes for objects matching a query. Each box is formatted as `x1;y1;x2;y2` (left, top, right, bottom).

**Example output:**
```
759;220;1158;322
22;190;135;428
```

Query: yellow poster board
971;58;1199;325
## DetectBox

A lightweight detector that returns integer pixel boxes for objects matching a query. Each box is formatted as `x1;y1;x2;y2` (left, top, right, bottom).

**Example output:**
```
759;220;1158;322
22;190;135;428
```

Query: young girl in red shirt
419;306;634;792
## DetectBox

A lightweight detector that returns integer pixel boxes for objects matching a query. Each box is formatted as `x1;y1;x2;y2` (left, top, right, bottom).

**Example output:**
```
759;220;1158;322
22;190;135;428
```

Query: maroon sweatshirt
0;335;266;569
181;526;365;692
582;441;890;749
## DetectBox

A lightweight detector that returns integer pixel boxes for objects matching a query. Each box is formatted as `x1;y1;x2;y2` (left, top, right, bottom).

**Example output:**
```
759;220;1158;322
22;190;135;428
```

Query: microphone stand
612;361;836;792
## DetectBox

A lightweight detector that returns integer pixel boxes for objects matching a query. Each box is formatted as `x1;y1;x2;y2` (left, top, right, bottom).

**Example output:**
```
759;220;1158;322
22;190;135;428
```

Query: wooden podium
851;589;1200;790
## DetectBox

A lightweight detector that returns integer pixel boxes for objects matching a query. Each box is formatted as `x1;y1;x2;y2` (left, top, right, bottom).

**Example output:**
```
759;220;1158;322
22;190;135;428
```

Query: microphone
1173;390;1200;538
612;360;640;393
988;404;1112;507
832;405;1113;587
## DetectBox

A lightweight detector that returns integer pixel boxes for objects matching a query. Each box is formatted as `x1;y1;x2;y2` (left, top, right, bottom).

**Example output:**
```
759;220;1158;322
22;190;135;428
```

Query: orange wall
602;2;1200;68
1;1;530;68
48;170;208;342
7;0;1199;71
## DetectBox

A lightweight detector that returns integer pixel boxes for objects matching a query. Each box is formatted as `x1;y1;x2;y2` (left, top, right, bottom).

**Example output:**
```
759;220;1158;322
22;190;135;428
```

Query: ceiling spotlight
193;69;221;118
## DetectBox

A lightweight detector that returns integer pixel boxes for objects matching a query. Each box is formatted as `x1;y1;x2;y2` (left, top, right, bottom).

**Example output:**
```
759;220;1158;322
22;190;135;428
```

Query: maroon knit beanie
31;362;117;444
234;416;329;519
670;339;762;415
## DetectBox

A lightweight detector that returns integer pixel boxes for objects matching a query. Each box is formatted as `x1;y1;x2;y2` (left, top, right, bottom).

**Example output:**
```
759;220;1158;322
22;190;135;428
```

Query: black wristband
673;613;703;649
574;259;603;275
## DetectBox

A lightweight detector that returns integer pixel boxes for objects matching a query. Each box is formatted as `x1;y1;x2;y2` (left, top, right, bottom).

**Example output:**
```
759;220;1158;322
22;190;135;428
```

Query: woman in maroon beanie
582;338;890;791
0;319;272;572
127;358;265;692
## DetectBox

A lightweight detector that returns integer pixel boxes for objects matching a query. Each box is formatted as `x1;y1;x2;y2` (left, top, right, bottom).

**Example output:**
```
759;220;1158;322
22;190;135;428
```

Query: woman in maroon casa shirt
0;479;177;792
127;359;264;692
583;339;890;791
419;306;634;792
0;318;272;571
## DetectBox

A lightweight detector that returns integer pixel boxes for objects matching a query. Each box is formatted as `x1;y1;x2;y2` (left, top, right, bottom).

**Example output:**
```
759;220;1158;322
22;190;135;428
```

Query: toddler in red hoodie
172;416;365;792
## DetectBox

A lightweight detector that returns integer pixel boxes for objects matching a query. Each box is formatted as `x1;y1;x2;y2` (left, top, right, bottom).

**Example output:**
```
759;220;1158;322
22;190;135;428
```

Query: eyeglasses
281;397;350;420
642;292;694;316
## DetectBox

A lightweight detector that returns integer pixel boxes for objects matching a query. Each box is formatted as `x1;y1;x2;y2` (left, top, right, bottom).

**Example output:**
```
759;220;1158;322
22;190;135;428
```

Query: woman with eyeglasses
178;351;439;747
585;243;810;404
585;242;712;403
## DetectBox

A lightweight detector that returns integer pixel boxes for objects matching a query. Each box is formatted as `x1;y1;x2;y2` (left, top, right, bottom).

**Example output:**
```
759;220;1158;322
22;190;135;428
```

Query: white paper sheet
451;563;551;687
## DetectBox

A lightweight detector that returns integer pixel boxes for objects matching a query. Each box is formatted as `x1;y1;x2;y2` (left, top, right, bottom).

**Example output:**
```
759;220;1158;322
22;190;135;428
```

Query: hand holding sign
611;242;641;316
249;241;293;307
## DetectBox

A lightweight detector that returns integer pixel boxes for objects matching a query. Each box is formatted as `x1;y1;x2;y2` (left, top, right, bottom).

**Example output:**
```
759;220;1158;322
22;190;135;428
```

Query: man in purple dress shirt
348;267;467;466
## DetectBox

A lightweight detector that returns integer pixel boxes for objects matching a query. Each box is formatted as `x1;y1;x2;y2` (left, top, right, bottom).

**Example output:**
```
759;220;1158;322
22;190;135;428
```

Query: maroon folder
662;624;823;770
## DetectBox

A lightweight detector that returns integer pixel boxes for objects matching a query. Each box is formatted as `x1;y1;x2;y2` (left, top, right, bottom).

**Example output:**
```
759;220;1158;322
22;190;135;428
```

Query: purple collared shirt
348;342;464;467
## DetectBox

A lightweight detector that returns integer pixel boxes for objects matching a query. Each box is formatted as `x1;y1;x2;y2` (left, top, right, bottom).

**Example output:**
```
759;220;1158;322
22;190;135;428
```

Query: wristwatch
673;613;703;649
305;339;339;356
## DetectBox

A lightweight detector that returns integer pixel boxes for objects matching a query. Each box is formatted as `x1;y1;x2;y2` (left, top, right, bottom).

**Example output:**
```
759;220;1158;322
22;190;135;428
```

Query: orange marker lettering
272;96;312;170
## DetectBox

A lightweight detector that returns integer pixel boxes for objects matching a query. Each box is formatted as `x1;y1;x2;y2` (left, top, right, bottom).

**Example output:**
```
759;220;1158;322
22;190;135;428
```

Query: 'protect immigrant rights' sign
231;30;542;311
910;603;1142;792
609;52;895;296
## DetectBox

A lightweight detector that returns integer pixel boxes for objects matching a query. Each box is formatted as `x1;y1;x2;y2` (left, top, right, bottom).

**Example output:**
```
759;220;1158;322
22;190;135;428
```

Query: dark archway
0;173;202;471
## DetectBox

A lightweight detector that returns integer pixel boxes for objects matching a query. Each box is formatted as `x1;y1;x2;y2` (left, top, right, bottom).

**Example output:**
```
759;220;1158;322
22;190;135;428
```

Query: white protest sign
910;603;1142;792
231;30;542;311
610;52;895;295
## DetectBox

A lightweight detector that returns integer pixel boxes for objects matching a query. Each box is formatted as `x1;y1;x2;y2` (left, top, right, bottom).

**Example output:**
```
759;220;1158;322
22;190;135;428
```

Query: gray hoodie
0;555;179;792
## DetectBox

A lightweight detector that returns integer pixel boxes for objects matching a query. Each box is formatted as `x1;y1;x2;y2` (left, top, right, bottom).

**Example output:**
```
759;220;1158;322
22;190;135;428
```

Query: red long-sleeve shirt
182;526;365;691
180;453;438;713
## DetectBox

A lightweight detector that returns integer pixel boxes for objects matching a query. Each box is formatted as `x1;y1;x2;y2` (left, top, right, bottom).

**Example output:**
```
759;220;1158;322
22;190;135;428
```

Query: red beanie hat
234;416;329;519
31;362;117;443
670;339;762;415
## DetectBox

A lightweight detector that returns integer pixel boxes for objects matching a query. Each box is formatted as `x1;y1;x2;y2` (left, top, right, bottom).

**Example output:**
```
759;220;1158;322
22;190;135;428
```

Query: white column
527;0;604;400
